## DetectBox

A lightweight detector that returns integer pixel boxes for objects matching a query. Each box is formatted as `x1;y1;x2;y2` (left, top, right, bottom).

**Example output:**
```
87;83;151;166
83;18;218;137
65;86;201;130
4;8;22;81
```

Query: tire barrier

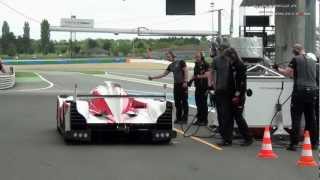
0;67;15;90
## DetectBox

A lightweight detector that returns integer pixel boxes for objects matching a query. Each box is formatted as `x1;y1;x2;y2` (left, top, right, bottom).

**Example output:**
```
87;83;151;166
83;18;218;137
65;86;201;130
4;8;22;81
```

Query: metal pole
318;0;320;27
210;2;214;40
132;38;135;57
305;0;316;53
70;31;72;58
230;0;234;36
218;9;222;36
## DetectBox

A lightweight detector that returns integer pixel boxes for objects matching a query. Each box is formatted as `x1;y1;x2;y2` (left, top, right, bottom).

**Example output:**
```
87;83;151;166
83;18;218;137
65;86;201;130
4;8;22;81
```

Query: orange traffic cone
257;126;278;159
297;131;318;167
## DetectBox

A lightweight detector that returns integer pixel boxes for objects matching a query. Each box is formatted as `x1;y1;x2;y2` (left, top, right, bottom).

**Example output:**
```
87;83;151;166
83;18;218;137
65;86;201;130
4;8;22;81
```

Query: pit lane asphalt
0;70;317;180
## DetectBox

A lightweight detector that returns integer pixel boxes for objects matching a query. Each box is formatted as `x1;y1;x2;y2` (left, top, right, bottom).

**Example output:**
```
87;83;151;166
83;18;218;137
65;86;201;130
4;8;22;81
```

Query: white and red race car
56;82;176;143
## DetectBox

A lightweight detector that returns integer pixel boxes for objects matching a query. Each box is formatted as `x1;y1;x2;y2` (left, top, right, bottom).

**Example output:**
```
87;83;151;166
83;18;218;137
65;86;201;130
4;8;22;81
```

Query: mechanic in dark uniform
208;43;235;146
188;51;209;126
223;47;253;146
148;50;189;124
316;57;319;144
0;58;6;73
276;44;318;151
310;56;319;146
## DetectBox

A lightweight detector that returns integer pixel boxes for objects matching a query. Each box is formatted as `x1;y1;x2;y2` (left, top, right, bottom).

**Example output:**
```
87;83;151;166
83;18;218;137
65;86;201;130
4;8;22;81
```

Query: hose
179;92;220;138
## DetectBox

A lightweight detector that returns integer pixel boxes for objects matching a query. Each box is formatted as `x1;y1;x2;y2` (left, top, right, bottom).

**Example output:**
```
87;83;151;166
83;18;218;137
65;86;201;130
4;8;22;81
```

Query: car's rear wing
72;83;168;101
77;94;166;98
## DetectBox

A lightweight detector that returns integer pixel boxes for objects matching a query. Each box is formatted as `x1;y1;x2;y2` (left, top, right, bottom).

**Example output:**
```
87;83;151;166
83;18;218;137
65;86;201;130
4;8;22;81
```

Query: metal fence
0;67;15;90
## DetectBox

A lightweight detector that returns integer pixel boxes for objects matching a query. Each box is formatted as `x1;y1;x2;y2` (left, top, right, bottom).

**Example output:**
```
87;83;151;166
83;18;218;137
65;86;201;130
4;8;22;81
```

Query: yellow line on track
174;128;223;151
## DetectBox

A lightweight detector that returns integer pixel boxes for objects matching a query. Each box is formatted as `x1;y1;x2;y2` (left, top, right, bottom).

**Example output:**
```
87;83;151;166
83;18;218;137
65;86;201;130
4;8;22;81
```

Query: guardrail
0;67;15;90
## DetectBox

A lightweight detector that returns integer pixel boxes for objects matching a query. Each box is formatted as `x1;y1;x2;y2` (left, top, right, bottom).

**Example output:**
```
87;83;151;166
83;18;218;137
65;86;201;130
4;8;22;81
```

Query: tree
40;19;50;54
102;40;112;51
117;40;131;56
23;22;31;53
16;36;24;54
87;38;98;49
6;32;17;56
1;22;17;56
2;21;9;36
1;21;10;54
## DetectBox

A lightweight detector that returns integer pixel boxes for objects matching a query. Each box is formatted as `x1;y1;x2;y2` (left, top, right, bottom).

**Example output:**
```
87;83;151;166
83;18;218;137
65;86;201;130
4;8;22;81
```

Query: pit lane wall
0;67;15;89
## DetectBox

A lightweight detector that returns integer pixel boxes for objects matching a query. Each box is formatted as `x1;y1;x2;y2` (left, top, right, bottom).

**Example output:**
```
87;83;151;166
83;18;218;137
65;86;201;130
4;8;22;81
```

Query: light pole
318;0;320;28
70;15;76;59
230;0;234;36
210;2;215;41
132;38;135;57
132;27;149;57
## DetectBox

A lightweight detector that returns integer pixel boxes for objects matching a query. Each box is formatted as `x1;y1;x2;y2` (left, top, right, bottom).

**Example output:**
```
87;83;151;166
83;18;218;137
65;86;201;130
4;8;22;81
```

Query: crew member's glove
209;93;216;107
232;96;241;107
182;81;188;88
207;85;214;93
148;76;152;81
272;64;279;70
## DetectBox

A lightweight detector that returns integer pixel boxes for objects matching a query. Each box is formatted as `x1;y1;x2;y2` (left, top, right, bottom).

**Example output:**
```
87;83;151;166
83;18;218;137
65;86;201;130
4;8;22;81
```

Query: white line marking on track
108;72;172;81
96;72;196;91
174;128;223;151
16;72;54;92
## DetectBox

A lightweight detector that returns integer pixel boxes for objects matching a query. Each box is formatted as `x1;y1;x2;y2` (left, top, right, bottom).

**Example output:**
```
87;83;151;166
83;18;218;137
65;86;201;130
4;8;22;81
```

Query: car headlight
160;132;165;138
155;133;160;138
83;133;88;138
165;132;170;138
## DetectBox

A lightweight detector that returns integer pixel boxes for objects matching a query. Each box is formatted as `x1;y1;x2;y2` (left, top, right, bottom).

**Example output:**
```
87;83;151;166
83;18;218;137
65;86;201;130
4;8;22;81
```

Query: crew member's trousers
290;89;318;146
233;100;252;141
195;88;208;123
174;83;189;122
215;93;233;143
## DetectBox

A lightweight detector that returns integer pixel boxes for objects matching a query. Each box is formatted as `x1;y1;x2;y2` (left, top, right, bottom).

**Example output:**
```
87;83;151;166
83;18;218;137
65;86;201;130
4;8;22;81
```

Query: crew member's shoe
240;139;254;146
180;120;188;124
217;141;232;146
312;144;318;150
197;121;208;126
192;121;200;125
174;119;182;124
286;144;297;151
192;121;207;126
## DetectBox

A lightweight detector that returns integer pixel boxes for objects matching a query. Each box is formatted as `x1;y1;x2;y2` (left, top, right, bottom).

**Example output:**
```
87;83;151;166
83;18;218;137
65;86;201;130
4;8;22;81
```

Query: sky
0;0;319;40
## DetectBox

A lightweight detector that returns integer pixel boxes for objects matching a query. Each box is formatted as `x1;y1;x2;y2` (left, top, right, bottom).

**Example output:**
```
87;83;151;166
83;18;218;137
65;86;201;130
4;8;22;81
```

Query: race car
56;81;176;143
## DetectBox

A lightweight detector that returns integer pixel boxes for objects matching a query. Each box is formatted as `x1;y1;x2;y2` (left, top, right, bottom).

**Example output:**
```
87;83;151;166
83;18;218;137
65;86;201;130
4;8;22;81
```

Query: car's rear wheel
56;100;62;134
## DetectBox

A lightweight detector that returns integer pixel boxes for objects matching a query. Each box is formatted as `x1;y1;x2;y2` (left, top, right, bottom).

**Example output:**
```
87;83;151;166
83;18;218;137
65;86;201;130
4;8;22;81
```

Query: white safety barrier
0;67;15;90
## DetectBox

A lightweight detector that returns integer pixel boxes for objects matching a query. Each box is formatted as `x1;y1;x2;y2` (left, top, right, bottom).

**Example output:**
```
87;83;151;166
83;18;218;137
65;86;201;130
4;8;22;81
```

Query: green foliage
102;40;112;51
40;19;50;54
1;21;10;55
23;22;31;53
86;38;98;49
2;21;10;36
0;20;208;58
